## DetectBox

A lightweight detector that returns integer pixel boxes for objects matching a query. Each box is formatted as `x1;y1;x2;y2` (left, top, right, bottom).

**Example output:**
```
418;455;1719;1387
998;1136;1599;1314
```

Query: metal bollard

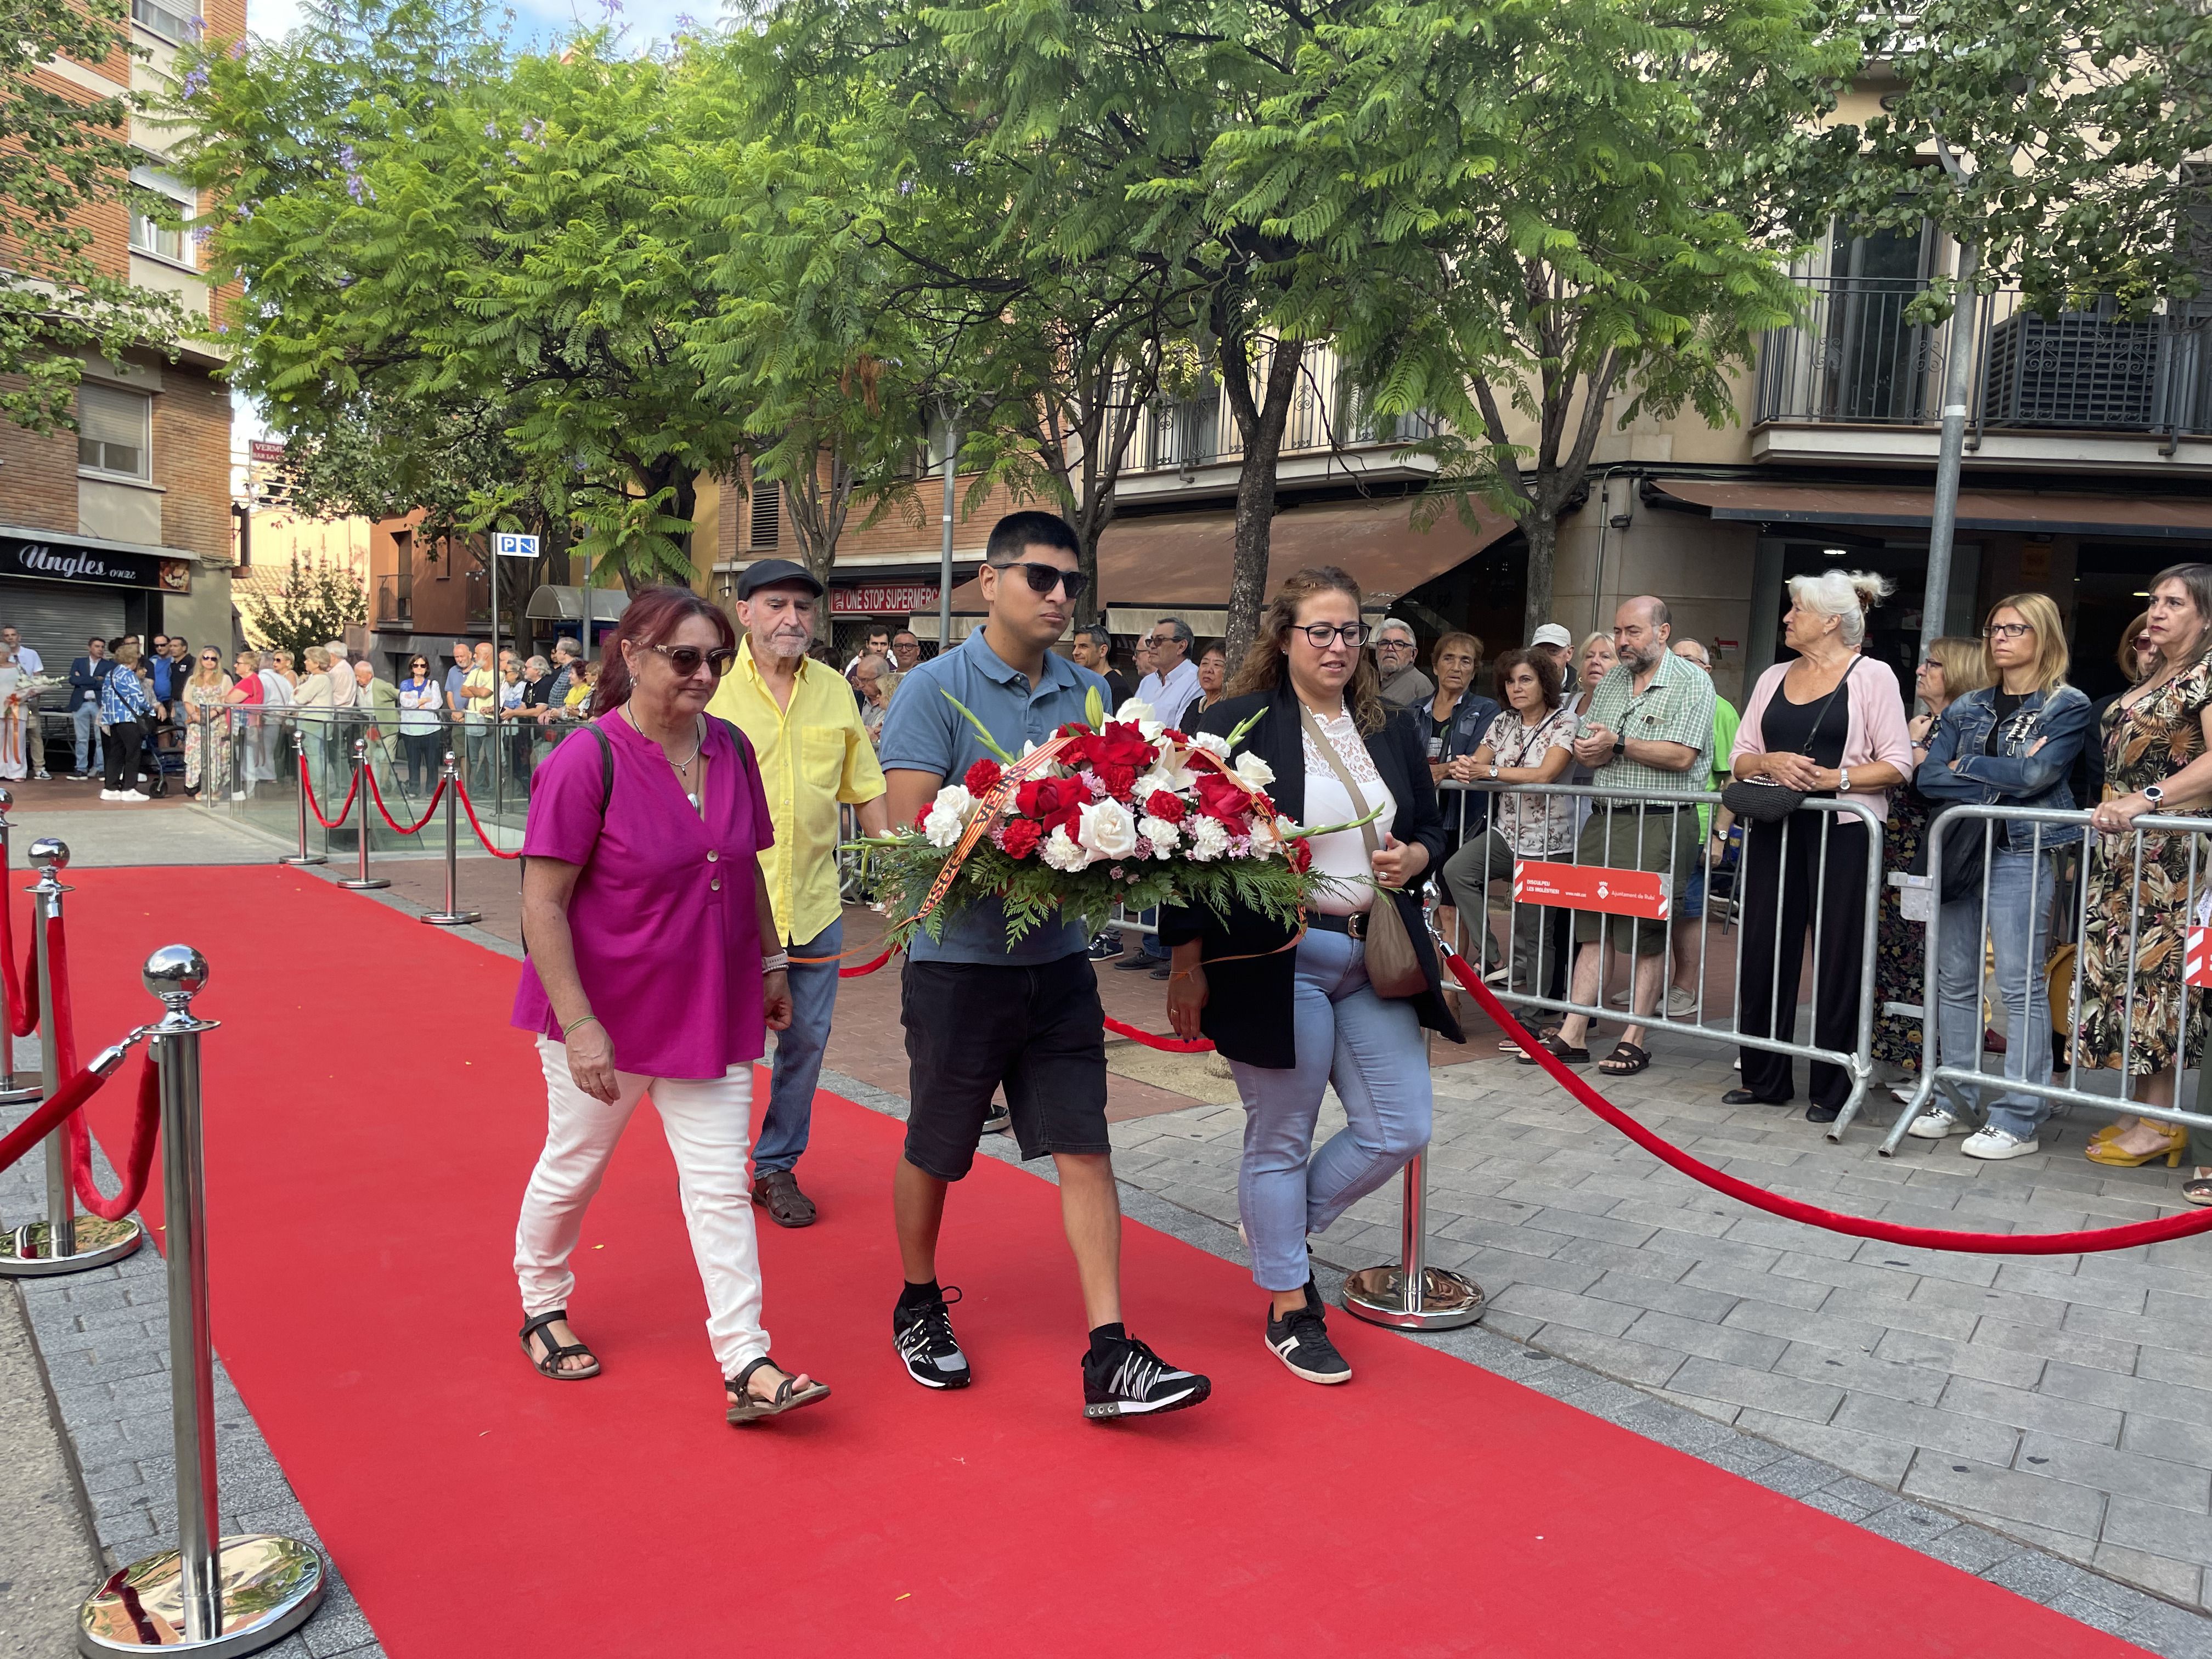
78;948;325;1656
0;840;143;1277
1339;1152;1487;1330
278;730;325;868
337;739;388;892
0;787;35;1108
420;753;481;927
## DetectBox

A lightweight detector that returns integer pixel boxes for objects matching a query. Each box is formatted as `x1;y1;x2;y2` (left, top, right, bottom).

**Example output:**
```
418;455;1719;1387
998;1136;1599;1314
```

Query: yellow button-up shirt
707;638;885;947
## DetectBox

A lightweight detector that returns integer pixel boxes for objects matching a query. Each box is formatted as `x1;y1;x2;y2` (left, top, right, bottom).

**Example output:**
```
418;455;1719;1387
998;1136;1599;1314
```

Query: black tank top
1760;671;1852;795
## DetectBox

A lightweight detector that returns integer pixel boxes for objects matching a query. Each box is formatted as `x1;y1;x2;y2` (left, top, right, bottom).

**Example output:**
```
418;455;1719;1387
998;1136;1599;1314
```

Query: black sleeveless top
1759;672;1853;796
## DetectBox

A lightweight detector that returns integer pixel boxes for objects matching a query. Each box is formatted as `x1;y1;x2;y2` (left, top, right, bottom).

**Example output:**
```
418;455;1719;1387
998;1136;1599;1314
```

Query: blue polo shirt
878;627;1108;966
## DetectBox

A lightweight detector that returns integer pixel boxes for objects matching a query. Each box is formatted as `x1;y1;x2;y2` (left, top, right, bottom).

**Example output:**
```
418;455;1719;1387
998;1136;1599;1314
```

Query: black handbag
1911;800;1993;904
1720;659;1860;825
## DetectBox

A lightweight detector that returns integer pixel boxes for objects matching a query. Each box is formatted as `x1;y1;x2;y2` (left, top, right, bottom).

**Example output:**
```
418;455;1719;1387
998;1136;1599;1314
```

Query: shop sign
1511;859;1671;920
831;582;939;616
0;534;190;594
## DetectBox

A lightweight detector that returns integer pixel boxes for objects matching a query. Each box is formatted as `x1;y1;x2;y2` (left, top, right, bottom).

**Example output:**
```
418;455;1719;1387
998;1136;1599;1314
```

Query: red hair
590;586;737;716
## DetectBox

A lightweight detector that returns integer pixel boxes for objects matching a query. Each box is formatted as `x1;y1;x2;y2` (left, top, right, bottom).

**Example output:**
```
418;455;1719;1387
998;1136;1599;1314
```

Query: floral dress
183;678;232;793
2076;653;2212;1075
1872;786;1931;1069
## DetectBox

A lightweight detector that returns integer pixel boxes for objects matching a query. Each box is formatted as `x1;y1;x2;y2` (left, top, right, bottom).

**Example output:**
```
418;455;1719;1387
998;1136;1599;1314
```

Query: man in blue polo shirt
877;509;1211;1423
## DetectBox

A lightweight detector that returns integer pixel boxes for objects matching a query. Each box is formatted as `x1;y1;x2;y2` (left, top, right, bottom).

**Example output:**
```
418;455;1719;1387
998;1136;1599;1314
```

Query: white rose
1077;798;1139;860
1042;825;1093;872
1190;731;1232;759
1188;816;1231;862
921;784;974;848
1232;751;1275;790
1133;758;1195;798
1139;815;1181;856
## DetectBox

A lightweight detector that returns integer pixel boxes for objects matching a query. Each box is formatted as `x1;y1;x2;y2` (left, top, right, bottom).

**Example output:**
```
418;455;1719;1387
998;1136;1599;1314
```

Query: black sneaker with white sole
1081;1334;1211;1420
1265;1282;1351;1385
892;1286;972;1390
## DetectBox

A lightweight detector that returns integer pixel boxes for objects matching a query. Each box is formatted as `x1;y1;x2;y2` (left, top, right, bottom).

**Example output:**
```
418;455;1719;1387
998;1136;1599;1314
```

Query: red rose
1015;775;1087;836
964;757;1003;796
1076;722;1155;773
999;818;1042;859
1194;772;1254;827
1097;763;1138;800
1289;837;1313;874
1144;789;1187;823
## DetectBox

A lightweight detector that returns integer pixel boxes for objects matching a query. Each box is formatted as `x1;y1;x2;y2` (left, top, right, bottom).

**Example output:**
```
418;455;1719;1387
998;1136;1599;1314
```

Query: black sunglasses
991;560;1088;602
649;644;738;678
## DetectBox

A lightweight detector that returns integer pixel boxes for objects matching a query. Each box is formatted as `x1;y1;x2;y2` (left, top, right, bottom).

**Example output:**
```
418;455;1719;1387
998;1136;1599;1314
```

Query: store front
0;527;197;668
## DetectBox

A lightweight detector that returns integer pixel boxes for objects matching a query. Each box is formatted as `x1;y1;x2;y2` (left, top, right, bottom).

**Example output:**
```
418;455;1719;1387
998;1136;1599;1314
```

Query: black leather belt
1305;911;1369;939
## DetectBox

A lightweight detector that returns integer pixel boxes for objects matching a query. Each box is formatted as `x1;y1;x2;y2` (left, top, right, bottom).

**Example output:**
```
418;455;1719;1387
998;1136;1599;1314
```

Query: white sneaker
1908;1108;1968;1139
1607;989;1632;1008
229;791;246;801
1482;968;1509;986
98;789;120;802
1961;1126;2039;1160
1665;988;1699;1018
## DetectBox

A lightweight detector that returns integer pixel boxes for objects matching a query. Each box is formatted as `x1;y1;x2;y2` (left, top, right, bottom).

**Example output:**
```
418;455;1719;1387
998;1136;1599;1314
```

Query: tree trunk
1222;337;1306;668
1521;509;1559;645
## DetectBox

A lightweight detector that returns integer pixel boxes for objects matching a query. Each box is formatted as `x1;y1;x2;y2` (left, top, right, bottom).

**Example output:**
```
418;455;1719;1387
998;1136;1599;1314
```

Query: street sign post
493;533;539;559
487;533;539;825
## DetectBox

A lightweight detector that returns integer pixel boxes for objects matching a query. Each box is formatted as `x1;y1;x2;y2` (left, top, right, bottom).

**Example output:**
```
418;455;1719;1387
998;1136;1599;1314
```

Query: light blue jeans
72;703;102;774
1937;847;2058;1140
1228;928;1432;1292
755;917;840;1176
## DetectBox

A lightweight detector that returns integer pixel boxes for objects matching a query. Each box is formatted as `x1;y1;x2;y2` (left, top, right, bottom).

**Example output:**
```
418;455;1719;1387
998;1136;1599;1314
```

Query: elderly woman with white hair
1725;571;1914;1121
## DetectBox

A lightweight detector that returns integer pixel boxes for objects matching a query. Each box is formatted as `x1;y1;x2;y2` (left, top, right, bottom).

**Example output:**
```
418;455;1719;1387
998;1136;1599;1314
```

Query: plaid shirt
1582;648;1714;803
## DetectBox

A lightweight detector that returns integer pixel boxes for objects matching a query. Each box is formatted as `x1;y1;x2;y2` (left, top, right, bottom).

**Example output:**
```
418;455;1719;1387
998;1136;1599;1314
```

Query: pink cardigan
1730;657;1915;817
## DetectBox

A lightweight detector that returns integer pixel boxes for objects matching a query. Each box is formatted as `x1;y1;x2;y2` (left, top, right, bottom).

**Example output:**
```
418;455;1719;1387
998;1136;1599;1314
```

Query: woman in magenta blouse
511;586;828;1425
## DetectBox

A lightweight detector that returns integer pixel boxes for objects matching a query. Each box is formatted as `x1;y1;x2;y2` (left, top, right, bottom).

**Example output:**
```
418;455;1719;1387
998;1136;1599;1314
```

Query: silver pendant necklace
628;707;706;809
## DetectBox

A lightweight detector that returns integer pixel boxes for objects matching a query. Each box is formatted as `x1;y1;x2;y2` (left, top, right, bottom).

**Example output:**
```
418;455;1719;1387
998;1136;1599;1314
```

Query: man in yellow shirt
709;558;888;1227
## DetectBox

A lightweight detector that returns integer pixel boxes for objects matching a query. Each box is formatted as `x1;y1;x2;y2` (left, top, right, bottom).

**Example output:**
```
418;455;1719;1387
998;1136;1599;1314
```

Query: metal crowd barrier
1883;803;2212;1155
1436;779;1887;1136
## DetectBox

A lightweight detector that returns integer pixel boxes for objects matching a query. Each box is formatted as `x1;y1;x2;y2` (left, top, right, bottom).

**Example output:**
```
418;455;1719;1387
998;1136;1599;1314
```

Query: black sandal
1597;1041;1651;1077
725;1355;831;1425
1516;1032;1589;1067
520;1308;600;1380
2185;1167;2212;1208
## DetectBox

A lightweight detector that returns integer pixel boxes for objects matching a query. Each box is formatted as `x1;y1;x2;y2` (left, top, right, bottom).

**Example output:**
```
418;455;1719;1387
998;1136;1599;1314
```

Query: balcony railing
374;575;411;628
1134;344;1436;474
1754;278;2211;439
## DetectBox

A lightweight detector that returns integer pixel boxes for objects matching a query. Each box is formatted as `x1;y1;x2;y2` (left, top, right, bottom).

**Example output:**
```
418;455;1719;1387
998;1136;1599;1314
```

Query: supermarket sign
832;583;939;616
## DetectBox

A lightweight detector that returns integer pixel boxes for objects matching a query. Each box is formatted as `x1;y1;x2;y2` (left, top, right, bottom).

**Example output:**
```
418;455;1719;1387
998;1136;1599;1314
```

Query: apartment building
0;0;239;679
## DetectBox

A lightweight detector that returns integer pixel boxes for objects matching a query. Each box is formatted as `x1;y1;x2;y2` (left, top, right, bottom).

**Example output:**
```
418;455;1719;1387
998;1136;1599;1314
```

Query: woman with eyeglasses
397;656;444;789
1906;596;2092;1160
181;648;233;799
1163;566;1463;1386
511;585;827;1422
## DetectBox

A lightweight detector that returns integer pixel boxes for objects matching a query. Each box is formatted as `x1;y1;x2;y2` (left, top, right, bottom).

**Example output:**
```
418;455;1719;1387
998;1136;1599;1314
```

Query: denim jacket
1915;684;2093;849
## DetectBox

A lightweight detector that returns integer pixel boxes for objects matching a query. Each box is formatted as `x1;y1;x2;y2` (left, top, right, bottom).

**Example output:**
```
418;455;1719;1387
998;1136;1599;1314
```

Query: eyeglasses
1295;622;1368;648
1982;622;2034;641
1375;636;1415;652
1919;658;1942;669
990;561;1088;601
649;643;738;678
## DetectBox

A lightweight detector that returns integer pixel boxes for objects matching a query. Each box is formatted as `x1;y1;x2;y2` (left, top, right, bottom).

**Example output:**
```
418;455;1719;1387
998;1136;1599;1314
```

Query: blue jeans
1138;907;1169;962
71;703;102;773
1937;847;2057;1139
1227;928;1432;1291
755;917;840;1175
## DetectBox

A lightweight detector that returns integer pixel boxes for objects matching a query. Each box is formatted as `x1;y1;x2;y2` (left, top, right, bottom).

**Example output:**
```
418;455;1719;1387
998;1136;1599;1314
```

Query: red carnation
912;804;931;831
964;757;1003;796
1289;837;1313;874
1097;763;1138;800
1194;772;1255;827
999;818;1043;860
1144;789;1187;824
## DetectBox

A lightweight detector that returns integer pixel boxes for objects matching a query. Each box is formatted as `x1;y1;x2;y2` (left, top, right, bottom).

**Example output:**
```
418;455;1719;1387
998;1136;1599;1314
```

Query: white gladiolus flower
1190;731;1232;759
921;785;974;849
1133;758;1194;798
1188;816;1231;861
1232;751;1275;789
1042;825;1093;872
1139;815;1181;856
1115;697;1155;724
1077;798;1139;860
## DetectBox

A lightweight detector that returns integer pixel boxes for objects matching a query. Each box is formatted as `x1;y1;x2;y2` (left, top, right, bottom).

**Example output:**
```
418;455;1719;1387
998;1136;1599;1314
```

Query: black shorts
900;954;1111;1180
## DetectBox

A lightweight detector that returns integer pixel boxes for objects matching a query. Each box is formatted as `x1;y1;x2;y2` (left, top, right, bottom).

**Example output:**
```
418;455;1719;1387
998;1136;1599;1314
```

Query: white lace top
1300;707;1395;916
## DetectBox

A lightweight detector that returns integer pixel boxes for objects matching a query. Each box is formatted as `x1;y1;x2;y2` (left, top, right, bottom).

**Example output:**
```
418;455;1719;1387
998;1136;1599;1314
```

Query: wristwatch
1611;738;1626;761
1488;763;1499;780
1838;766;1852;793
2145;784;2166;806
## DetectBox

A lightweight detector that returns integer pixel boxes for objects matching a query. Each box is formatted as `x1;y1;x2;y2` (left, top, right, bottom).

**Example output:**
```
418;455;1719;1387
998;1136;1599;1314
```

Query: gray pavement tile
1941;1374;2126;1447
1857;1500;1963;1547
1987;1545;2109;1604
1730;1408;1918;1487
1666;1357;1844;1423
2123;1414;2212;1469
1905;1273;2072;1329
1993;1260;2149;1314
2118;1604;2212;1659
1583;1268;1740;1321
1622;1309;1788;1370
1719;1296;1891;1355
1483;1283;1640;1339
2015;1431;2212;1514
1741;1451;1848;1499
1457;1246;1611;1297
2065;1301;2212;1361
2138;1346;2212;1393
2040;1361;2212;1429
1920;1522;2028;1576
1904;1453;2110;1543
1522;1323;1688;1390
1677;1260;1833;1310
1815;1287;1981;1343
1968;1315;2137;1377
1832;1393;2023;1466
1547;1235;1697;1282
1774;1344;1948;1407
2103;1498;2212;1567
1869;1327;2050;1390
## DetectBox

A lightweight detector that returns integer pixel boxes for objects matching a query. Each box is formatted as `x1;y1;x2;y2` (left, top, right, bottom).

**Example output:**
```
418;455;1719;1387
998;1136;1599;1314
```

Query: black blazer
1159;684;1465;1068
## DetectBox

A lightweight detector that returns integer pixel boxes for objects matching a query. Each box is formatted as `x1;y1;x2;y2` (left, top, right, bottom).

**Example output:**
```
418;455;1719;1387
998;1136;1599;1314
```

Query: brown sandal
520;1309;600;1380
1597;1041;1651;1077
1516;1032;1589;1067
725;1356;831;1425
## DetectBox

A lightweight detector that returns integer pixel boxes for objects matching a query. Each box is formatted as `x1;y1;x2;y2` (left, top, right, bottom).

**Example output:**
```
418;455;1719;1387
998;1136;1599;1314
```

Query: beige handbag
1296;704;1426;998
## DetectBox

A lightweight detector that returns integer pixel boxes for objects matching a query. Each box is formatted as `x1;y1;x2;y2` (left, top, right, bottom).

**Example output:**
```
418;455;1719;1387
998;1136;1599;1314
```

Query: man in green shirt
1541;596;1713;1077
1668;638;1739;1017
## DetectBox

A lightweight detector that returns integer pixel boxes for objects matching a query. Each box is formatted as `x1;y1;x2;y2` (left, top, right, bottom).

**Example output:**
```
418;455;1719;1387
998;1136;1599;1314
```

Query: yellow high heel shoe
2090;1119;2137;1146
2085;1121;2188;1167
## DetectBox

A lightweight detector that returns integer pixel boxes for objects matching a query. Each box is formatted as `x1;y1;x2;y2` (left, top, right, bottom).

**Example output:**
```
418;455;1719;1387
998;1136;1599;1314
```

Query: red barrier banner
2188;926;2212;989
1512;859;1670;920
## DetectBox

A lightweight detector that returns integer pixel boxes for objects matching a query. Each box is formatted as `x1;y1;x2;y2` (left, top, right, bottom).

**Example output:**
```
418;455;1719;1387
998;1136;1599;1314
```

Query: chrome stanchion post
0;786;34;1107
278;729;325;868
1341;1032;1484;1330
420;753;480;927
0;840;142;1277
79;948;324;1656
337;738;388;892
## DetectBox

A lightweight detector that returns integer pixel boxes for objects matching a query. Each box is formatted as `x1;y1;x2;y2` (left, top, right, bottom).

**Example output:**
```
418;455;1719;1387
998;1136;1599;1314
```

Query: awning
1649;481;2212;540
933;493;1519;623
524;584;630;624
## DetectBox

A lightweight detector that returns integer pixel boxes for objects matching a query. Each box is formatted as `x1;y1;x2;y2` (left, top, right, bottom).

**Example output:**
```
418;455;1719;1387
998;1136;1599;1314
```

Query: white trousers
515;1036;768;1376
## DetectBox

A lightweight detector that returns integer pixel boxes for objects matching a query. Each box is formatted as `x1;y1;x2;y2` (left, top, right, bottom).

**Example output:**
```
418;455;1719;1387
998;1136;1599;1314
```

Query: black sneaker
1086;930;1124;961
893;1287;971;1390
1082;1334;1210;1420
981;1099;1012;1135
1265;1282;1352;1385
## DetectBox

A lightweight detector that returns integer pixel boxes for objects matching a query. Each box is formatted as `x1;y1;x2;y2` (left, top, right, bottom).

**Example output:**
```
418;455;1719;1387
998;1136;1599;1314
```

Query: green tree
1;0;179;432
241;555;369;666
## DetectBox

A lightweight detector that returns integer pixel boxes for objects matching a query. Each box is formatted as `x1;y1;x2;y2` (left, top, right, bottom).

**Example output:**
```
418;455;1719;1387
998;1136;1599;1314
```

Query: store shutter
0;579;128;675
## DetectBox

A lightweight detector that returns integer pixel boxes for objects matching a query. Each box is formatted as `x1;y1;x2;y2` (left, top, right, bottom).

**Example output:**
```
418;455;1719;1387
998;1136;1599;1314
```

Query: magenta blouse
511;713;773;1078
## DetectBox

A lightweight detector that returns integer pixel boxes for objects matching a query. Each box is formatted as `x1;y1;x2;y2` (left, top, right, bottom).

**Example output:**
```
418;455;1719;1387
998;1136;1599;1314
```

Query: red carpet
63;867;2132;1657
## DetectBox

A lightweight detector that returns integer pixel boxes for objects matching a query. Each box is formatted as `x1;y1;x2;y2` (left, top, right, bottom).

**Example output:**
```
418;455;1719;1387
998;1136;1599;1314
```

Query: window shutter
77;385;152;480
749;479;781;548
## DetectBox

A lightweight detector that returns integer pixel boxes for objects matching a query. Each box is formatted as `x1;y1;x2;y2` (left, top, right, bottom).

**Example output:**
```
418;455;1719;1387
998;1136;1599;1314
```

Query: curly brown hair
1225;566;1387;736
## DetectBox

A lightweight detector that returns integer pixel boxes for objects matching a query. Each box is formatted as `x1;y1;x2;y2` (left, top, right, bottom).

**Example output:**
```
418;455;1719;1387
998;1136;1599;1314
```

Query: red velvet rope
366;766;445;836
451;778;522;860
297;751;361;830
47;912;72;1080
1440;949;2212;1256
0;1063;109;1176
68;1053;159;1221
836;946;893;979
1103;1013;1215;1054
0;839;32;1039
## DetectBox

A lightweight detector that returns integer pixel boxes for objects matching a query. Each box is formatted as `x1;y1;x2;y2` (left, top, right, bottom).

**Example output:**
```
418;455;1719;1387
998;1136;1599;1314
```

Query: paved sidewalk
1107;1014;2212;1613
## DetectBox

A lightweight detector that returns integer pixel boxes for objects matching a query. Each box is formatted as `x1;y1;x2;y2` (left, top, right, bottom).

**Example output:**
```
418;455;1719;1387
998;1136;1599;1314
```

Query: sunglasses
200;653;220;662
649;643;738;678
990;561;1088;601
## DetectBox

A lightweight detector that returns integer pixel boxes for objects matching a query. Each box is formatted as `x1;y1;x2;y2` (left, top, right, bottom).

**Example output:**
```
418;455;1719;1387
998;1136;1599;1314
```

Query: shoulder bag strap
1297;701;1382;862
1796;657;1858;761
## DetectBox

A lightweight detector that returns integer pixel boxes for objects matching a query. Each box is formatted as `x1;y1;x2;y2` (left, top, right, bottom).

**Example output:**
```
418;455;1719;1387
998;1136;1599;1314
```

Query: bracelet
761;953;790;973
565;1013;603;1037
